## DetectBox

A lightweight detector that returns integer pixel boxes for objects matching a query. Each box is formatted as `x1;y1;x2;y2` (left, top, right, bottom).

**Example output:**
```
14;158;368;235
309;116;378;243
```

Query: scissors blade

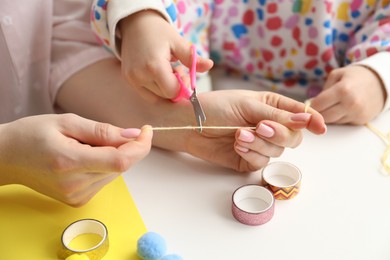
190;89;206;133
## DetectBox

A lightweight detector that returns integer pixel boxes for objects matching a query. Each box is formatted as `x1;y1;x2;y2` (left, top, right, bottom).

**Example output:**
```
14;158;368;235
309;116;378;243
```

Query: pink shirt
0;0;112;123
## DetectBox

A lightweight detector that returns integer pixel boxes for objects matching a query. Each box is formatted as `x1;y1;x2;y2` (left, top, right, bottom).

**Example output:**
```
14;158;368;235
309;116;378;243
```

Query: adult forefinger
259;92;327;135
59;114;137;147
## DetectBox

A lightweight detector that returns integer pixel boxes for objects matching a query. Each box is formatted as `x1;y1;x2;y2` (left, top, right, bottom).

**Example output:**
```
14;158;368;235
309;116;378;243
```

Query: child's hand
118;10;214;102
0;114;153;206
310;65;386;125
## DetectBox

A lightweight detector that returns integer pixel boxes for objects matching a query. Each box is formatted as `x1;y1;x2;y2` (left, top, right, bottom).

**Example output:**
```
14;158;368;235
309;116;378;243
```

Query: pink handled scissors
171;45;206;132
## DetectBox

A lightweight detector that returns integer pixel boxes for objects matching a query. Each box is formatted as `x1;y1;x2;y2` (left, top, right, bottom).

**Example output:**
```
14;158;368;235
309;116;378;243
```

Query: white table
124;76;390;260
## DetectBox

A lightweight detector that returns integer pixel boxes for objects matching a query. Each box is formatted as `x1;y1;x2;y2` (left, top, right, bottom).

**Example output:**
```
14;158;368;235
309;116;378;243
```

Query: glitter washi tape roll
231;184;275;226
58;219;109;260
261;161;302;200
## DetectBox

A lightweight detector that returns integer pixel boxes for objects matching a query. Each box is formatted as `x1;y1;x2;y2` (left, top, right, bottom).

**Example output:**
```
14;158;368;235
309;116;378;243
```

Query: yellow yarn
304;99;311;113
366;123;390;176
153;99;312;131
151;126;256;131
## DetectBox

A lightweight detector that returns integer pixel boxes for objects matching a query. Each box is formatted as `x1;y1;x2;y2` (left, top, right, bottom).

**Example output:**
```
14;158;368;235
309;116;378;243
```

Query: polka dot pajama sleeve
345;1;390;112
90;0;176;60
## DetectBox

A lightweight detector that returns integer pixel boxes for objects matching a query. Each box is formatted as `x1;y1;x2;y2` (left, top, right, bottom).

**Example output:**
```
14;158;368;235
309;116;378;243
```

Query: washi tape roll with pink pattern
231;184;275;226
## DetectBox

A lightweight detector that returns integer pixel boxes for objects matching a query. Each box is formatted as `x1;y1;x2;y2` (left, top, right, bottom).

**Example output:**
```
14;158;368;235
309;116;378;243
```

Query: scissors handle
171;45;198;103
171;72;191;102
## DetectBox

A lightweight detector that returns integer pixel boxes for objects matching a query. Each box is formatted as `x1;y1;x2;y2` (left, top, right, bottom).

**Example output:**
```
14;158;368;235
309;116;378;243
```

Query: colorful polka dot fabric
91;0;110;52
91;0;390;101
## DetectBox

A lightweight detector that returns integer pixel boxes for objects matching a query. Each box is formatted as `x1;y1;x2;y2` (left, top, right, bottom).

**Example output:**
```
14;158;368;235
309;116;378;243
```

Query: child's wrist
355;64;387;108
151;100;195;153
117;9;169;57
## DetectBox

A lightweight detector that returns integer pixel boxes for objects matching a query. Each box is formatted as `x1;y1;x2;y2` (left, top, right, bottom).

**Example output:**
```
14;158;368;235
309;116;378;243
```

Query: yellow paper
0;177;146;259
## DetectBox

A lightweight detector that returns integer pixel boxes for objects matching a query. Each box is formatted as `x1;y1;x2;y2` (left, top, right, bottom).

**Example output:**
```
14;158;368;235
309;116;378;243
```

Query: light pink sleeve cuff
354;51;390;113
107;0;171;60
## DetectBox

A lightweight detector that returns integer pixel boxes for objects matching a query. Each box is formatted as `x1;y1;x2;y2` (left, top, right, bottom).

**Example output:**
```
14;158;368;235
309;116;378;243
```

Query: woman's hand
0;113;152;207
176;90;327;172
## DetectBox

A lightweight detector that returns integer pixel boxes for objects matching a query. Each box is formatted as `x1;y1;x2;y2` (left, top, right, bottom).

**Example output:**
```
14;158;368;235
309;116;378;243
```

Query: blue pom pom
137;232;167;260
161;254;183;260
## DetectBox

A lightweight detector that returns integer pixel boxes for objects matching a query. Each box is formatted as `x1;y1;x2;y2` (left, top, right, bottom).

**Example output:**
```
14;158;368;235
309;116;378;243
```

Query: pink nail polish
236;145;249;153
238;130;255;143
121;128;141;138
256;123;275;138
290;113;311;122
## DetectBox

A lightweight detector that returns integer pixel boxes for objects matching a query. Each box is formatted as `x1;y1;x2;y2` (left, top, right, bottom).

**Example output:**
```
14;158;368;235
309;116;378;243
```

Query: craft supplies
64;254;90;260
59;219;109;260
171;45;206;132
58;223;184;260
261;161;302;200
231;161;302;226
137;232;167;260
0;177;146;259
137;232;182;260
151;126;256;131
161;254;184;260
231;184;275;226
304;99;311;113
68;233;103;251
366;123;390;176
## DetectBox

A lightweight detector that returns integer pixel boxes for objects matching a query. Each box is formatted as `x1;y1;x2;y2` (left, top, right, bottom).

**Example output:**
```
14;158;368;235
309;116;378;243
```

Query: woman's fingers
59;114;134;147
65;126;152;173
56;125;152;207
256;121;303;148
235;122;302;153
234;120;303;171
253;92;326;134
234;147;272;171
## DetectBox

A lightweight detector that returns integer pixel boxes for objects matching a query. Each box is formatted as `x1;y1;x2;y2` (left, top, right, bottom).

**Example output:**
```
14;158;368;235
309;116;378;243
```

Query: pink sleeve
50;0;113;104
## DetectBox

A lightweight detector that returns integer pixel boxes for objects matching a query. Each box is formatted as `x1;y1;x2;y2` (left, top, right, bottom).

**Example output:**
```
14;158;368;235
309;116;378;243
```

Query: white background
124;74;390;260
